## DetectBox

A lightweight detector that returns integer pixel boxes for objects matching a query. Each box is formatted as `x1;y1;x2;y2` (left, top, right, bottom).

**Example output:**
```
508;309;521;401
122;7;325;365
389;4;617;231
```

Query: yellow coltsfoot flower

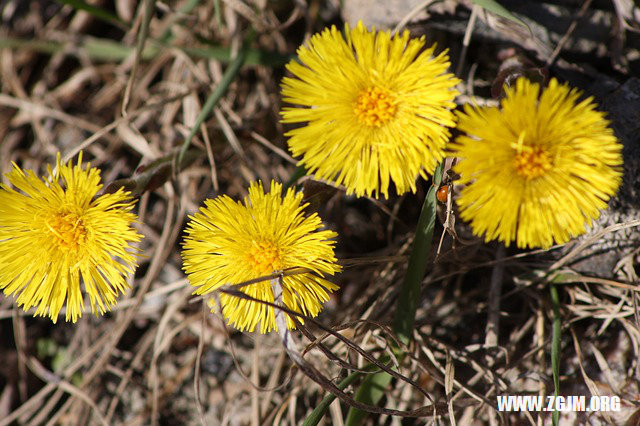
0;153;142;322
281;22;460;198
182;181;340;333
450;77;623;249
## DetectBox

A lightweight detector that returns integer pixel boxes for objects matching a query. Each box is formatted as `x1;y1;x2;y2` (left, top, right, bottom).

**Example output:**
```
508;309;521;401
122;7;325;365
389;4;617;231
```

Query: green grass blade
344;164;443;425
302;372;361;426
344;369;393;425
56;0;128;28
92;37;162;61
157;0;201;43
471;0;530;31
178;48;247;165
0;38;62;55
550;282;561;426
0;36;290;66
283;166;306;191
183;45;292;66
303;166;444;425
392;163;443;345
0;36;155;61
213;0;223;28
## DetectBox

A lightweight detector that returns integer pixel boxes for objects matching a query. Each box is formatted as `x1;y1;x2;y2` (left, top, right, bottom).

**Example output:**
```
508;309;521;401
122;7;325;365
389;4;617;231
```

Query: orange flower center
514;147;552;179
353;86;397;127
247;240;283;276
46;211;87;253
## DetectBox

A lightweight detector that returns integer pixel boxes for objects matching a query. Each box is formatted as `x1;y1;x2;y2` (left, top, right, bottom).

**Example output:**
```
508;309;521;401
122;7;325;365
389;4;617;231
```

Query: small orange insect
437;185;449;203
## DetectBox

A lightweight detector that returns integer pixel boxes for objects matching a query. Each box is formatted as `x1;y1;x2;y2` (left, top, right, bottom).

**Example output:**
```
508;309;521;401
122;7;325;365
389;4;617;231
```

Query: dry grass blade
103;148;201;197
218;287;430;399
178;48;247;165
485;245;506;348
269;278;447;418
392;0;438;35
550;282;561;426
194;303;207;426
251;335;261;426
569;327;616;425
121;0;155;115
551;219;640;270
546;0;594;67
25;357;109;426
456;4;480;78
0;93;103;134
445;351;456;426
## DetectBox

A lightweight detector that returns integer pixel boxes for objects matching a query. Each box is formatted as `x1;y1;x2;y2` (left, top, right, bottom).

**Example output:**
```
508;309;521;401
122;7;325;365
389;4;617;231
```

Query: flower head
281;22;460;198
450;78;623;248
182;181;340;333
0;153;142;322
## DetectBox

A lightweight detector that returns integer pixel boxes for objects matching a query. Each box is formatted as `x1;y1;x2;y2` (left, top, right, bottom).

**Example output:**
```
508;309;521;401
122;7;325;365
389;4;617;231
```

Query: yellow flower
450;78;623;249
0;153;142;323
280;22;460;198
182;181;340;333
